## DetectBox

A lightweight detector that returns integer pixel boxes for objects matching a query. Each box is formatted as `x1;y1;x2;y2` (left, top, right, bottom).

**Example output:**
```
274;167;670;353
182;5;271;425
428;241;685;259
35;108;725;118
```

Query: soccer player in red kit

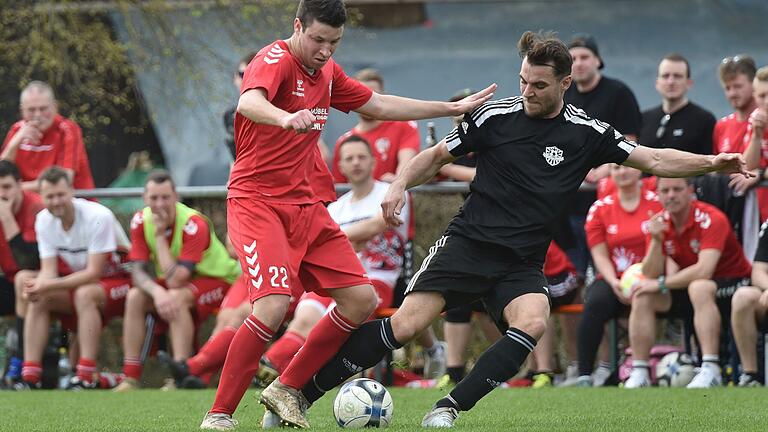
200;0;495;429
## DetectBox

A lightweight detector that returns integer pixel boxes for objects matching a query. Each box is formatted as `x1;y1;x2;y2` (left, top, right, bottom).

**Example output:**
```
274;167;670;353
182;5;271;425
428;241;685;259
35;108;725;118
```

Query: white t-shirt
36;198;130;276
327;181;410;289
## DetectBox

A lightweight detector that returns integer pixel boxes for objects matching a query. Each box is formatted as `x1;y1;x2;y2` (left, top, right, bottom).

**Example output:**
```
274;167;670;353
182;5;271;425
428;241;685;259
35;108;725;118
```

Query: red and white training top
229;40;372;204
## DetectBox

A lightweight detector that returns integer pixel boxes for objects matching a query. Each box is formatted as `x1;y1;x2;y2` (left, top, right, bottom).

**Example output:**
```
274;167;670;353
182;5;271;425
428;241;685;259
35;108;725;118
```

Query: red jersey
743;117;768;220
229;40;372;204
311;144;337;204
586;190;662;277
713;112;750;155
331;121;420;183
596;176;657;201
128;212;211;267
2;115;94;189
0;191;44;278
652;201;751;279
543;241;574;277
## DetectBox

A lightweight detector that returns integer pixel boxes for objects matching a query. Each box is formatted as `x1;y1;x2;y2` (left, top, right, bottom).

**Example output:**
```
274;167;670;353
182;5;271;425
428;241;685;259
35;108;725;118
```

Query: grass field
2;387;768;431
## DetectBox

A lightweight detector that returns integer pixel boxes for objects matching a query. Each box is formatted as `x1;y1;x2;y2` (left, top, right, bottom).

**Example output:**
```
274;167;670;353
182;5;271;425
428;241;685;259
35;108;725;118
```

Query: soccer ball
333;378;393;428
656;352;696;387
619;263;645;297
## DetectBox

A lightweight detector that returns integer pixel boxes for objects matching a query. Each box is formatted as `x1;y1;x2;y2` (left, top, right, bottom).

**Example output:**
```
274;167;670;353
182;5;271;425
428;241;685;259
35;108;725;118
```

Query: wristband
657;276;668;294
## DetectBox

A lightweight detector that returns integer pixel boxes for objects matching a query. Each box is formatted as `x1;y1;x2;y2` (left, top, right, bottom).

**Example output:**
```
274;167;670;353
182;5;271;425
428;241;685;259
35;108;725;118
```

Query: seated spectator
14;166;130;390
115;170;241;390
577;164;662;387
744;66;768;219
731;219;768;387
1;81;94;191
625;177;751;388
0;160;44;383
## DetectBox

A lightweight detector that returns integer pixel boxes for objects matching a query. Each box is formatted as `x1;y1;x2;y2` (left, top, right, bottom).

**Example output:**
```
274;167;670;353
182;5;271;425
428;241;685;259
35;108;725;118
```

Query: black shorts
406;234;549;332
444;301;488;323
662;277;750;320
1;276;16;317
547;271;581;309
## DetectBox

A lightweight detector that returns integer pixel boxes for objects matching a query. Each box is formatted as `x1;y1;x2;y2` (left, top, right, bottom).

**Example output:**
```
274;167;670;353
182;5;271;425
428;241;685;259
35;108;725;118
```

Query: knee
630;290;655;309
216;307;244;328
336;285;378;322
512;316;548;341
732;288;760;314
74;285;100;310
688;280;715;306
126;287;151;311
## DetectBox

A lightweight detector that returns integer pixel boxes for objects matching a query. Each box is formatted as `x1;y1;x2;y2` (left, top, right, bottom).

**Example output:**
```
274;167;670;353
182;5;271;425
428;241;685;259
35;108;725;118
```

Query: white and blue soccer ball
656;352;696;387
333;378;393;428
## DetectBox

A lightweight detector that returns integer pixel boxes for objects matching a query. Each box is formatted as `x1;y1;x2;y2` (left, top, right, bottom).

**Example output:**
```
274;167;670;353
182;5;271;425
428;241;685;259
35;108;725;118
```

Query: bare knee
732;287;761;314
688;280;716;306
126;287;152;313
333;284;378;323
288;306;324;336
74;284;102;312
509;316;548;340
217;306;247;328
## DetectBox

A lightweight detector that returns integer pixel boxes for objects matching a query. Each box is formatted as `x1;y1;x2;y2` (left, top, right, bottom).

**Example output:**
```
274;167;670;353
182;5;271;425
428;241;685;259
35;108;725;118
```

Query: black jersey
639;102;715;155
564;76;642;138
755;219;768;263
444;96;636;262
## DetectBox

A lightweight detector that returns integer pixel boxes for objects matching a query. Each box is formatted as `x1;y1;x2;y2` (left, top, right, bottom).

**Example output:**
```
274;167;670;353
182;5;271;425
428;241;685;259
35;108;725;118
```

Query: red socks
76;358;97;384
210;315;275;415
264;331;306;373
21;361;42;385
123;357;142;381
280;308;358;389
188;326;237;376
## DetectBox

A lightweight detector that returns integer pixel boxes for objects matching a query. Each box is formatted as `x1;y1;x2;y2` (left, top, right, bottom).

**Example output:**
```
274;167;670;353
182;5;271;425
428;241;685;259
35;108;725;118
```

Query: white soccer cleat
200;412;239;430
623;369;650;389
424;341;447;379
686;365;722;388
261;409;283;429
421;406;459;428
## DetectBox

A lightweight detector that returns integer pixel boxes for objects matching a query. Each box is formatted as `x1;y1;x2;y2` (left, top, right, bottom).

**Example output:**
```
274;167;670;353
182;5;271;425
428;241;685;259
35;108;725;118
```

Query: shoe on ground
253;357;280;388
259;379;310;429
557;364;581;387
66;375;98;390
687;365;722;389
200;412;239;431
575;375;592;388
160;377;178;391
423;341;447;379
623;369;650;389
261;409;283;429
592;365;612;387
421;405;459;428
182;374;207;389
737;373;761;387
531;373;553;389
11;380;40;391
112;377;139;392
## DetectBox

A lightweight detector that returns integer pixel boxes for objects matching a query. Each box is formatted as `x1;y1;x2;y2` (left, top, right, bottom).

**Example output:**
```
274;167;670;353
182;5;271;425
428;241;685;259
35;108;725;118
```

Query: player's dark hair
145;169;176;190
0;160;21;181
517;31;572;79
297;0;347;29
338;135;373;155
38;166;71;188
355;68;384;89
662;53;691;78
239;51;259;67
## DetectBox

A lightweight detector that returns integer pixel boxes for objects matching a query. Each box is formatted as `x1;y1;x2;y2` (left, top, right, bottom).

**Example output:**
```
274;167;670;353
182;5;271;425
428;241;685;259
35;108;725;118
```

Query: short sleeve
398;121;421;152
584;201;606;248
128;211;151;262
2;122;22;151
177;215;211;264
590;122;637;167
241;46;288;102
87;209;117;255
330;63;373;113
35;213;56;259
754;220;768;263
445;111;484;158
55;120;81;171
698;210;729;252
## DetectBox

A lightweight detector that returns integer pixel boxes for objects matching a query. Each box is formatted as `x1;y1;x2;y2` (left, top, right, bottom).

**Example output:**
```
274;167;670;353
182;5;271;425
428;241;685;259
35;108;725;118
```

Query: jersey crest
542;146;564;166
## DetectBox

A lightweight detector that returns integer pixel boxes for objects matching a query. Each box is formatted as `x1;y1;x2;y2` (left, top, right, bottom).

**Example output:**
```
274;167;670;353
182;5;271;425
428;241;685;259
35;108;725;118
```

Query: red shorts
295;279;393;317
58;277;131;331
227;198;370;304
220;275;300;322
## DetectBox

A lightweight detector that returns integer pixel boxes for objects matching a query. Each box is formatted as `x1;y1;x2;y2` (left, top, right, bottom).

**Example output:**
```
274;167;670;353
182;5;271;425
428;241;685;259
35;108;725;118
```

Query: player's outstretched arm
382;142;455;227
355;84;496;121
623;146;752;178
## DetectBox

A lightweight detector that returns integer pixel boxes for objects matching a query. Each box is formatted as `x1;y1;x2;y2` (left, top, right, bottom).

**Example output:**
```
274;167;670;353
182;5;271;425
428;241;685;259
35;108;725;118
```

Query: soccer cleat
421;406;459;428
112;377;139;392
182;374;207;389
11;380;41;391
200;412;239;431
687;365;722;388
423;342;447;379
531;373;553;389
259;379;310;429
261;409;283;429
737;374;761;387
66;375;98;390
623;369;650;389
253;357;280;388
575;375;593;388
591;365;612;387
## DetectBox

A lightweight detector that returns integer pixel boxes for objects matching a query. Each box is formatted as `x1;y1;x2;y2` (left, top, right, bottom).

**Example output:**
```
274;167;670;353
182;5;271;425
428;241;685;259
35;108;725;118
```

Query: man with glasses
638;54;716;156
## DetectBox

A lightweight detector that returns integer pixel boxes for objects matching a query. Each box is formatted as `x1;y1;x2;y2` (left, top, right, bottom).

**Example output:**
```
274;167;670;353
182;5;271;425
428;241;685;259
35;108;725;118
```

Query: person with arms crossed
14;166;130;390
625;177;751;388
1;81;94;191
115;170;240;391
283;30;750;428
638;54;716;156
200;0;495;429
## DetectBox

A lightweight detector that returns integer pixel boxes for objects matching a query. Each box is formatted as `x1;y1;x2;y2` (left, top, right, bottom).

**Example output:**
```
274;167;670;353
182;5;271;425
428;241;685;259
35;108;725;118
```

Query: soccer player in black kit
269;31;751;429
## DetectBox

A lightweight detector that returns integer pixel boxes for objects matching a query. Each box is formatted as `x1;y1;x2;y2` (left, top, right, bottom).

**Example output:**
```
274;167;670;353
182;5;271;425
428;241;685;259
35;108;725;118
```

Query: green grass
1;387;767;431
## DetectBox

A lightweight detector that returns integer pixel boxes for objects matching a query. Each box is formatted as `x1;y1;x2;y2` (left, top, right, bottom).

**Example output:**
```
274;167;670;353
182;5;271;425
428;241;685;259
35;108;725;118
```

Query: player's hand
647;212;668;240
153;287;179;321
381;180;406;228
152;210;171;236
750;108;767;134
379;172;397;183
279;109;316;134
728;170;760;196
712;152;753;178
634;278;660;296
16;121;43;145
609;279;631;305
760;290;768;308
449;83;497;115
23;277;49;302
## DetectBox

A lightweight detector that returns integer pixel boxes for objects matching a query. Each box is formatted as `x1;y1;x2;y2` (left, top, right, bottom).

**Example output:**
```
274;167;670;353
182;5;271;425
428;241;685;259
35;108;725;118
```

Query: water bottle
58;347;71;389
425;122;437;147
